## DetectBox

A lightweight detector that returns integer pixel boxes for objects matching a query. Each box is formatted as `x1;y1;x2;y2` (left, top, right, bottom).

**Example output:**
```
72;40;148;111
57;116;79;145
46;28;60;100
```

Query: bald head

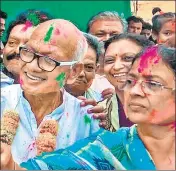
27;19;87;61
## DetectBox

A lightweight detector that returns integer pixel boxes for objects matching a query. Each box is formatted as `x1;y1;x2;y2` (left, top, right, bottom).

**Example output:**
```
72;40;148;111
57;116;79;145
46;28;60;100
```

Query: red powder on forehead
171;21;175;31
138;46;161;74
21;20;33;32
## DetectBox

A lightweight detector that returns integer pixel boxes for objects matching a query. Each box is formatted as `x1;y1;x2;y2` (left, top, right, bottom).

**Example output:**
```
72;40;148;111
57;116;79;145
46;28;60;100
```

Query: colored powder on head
63;33;68;39
138;46;161;73
55;72;66;88
21;20;33;32
27;13;40;26
84;115;91;124
44;24;54;43
55;28;60;35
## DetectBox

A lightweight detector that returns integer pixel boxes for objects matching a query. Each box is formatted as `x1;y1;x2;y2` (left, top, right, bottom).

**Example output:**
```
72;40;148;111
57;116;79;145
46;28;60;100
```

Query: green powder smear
84;115;91;124
27;13;40;26
44;24;54;43
56;72;66;88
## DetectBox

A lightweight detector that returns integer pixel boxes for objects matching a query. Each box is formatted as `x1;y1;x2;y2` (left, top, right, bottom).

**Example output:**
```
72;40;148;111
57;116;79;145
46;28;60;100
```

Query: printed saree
21;125;156;170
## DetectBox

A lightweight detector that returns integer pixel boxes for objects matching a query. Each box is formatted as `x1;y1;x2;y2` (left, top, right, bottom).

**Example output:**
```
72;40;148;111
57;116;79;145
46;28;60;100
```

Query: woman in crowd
152;12;175;45
21;44;176;170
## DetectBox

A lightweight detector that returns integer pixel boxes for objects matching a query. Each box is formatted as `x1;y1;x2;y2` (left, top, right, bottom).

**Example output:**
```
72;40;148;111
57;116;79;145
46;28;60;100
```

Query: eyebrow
128;72;167;83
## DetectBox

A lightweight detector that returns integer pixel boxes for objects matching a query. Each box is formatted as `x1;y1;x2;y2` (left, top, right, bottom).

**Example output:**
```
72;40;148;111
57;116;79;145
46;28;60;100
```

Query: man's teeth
26;73;43;81
113;73;126;77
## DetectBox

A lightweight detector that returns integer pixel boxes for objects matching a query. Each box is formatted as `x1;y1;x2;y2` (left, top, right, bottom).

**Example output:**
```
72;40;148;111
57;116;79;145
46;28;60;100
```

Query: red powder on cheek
19;78;23;86
148;109;158;121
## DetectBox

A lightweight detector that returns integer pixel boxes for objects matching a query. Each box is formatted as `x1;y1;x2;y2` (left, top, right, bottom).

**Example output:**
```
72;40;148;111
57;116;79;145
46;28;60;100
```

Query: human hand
78;96;107;128
0;142;14;170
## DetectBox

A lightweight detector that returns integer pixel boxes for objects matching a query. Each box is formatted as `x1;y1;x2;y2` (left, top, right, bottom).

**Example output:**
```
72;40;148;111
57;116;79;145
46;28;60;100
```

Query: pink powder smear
21;20;33;32
19;78;23;86
138;46;161;74
55;28;60;35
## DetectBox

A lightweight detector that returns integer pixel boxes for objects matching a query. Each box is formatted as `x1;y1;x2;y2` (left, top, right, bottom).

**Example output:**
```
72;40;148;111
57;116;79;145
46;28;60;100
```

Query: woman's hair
152;12;175;34
133;45;176;73
104;33;154;53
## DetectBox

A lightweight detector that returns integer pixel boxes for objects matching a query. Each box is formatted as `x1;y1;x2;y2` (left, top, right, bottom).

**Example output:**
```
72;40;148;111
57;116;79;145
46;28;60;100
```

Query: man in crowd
0;10;7;59
126;16;144;34
141;22;152;39
87;11;127;93
2;9;52;85
1;19;102;169
87;11;127;42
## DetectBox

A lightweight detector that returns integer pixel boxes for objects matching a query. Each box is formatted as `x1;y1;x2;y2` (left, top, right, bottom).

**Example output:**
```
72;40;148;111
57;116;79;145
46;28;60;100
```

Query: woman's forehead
130;58;174;82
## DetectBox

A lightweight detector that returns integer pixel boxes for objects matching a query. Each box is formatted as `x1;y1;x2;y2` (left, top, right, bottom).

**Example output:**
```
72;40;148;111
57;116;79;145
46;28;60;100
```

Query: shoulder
1;84;22;100
98;126;133;148
1;72;14;88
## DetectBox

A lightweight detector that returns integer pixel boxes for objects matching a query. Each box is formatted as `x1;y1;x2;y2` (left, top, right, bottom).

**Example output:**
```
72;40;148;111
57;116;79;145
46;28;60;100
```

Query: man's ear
152;30;158;41
66;63;83;85
95;63;100;73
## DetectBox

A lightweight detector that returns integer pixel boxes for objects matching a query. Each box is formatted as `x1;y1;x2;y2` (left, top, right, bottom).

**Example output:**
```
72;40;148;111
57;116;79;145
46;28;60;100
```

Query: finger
93;113;106;120
81;99;97;107
101;88;115;99
102;94;113;100
87;105;104;114
77;96;87;101
99;121;107;128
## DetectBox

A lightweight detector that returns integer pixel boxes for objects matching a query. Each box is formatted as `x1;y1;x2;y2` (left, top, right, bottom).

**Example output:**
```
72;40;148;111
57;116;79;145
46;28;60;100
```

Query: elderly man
87;11;127;42
1;19;101;169
87;11;127;93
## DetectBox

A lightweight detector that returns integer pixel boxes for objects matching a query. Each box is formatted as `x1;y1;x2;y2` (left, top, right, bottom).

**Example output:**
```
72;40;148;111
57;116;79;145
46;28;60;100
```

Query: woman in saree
21;44;175;170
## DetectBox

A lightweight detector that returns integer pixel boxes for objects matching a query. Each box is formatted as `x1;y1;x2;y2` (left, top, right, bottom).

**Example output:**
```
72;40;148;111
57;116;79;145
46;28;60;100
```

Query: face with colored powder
19;20;85;95
156;20;175;44
124;54;175;125
104;39;142;90
3;24;36;77
65;45;97;96
89;19;123;41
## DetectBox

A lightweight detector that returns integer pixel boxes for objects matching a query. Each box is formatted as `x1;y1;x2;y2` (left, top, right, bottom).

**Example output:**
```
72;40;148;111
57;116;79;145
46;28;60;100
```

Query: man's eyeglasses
19;47;78;72
123;78;175;95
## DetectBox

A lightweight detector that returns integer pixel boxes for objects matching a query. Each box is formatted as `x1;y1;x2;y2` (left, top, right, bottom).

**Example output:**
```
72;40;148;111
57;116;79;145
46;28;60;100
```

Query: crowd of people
0;6;175;170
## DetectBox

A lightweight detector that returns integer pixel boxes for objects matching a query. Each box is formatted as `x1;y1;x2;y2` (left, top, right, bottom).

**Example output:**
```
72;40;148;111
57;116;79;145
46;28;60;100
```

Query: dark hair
142;22;152;30
133;45;176;73
104;33;154;52
0;10;7;19
152;7;161;15
152;12;175;34
83;33;103;63
6;9;53;40
86;11;127;33
126;16;144;25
